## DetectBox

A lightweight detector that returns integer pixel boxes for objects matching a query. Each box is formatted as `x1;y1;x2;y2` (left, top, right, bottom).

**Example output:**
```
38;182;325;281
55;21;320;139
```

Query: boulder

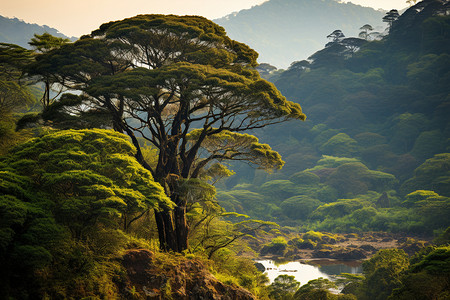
120;249;256;299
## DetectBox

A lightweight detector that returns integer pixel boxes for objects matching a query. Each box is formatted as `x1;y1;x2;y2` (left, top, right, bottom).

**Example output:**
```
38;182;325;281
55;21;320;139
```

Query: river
257;259;362;285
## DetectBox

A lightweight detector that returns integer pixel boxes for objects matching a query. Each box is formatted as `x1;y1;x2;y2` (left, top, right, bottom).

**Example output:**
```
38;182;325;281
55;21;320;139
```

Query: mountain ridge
0;15;76;49
214;0;387;68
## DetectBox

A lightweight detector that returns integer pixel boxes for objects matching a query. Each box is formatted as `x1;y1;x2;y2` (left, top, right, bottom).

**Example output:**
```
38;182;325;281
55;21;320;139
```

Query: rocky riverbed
258;231;430;261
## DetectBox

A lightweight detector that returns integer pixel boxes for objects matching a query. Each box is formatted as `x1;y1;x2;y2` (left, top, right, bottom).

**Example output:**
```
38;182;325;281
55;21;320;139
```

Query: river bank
256;231;431;261
256;259;363;285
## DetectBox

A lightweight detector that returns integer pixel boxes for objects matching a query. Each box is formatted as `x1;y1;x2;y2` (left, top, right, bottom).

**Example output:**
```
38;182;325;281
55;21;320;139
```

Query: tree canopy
29;14;305;252
0;128;171;297
1;129;171;236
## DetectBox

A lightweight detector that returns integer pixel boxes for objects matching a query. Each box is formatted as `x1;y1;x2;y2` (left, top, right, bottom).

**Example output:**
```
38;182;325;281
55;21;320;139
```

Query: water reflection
312;260;362;276
257;260;362;285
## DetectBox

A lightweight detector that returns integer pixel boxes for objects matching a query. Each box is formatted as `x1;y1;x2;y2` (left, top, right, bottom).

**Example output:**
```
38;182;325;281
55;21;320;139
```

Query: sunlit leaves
401;153;450;197
29;14;306;252
29;33;71;53
188;129;285;174
360;249;409;300
2;129;171;236
268;274;299;299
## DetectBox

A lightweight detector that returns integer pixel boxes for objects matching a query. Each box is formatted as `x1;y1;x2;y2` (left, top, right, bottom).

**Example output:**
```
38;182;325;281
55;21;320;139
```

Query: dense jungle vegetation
0;0;449;299
220;0;450;237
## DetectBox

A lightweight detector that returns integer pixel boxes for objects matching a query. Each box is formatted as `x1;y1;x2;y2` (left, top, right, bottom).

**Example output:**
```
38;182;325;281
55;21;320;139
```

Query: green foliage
410;246;450;275
298;277;336;292
215;190;245;214
293;277;356;300
350;207;377;225
401;153;450;197
359;249;409;300
389;246;450;300
317;186;339;203
307;155;361;171
0;194;66;298
410;130;447;161
338;245;450;300
417;191;450;229
261;237;288;256
259;180;300;200
0;129;173;298
302;231;325;242
0;43;37;154
280;196;322;220
28;33;71;108
354;132;387;147
188;129;285;173
217;189;272;218
407;53;450;94
403;190;440;208
359;144;396;170
3;129;171;236
231;1;450;234
319;133;359;157
210;248;270;298
326;162;396;197
389;270;450;300
190;206;277;259
389;113;430;154
0;43;34;79
289;171;320;186
2;4;450;296
307;193;431;233
29;33;71;53
200;163;236;184
268;274;300;300
310;199;367;220
434;227;450;246
30;14;305;253
4;3;450;297
0;80;34;116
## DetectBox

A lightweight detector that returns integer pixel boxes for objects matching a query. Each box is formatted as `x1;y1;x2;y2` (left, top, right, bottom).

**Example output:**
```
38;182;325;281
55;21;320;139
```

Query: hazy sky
1;0;408;37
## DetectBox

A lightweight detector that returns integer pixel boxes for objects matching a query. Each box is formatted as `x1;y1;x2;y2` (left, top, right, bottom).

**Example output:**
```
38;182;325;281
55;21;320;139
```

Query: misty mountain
0;15;76;49
214;0;387;68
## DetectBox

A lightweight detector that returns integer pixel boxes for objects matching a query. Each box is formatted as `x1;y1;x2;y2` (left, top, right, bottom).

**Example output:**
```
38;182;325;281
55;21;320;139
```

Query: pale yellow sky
0;0;408;37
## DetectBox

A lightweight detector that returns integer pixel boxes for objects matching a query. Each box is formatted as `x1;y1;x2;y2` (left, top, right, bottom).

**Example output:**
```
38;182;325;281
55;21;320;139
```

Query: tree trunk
174;196;189;252
153;199;189;252
43;80;50;107
154;208;178;251
154;210;167;251
162;210;178;251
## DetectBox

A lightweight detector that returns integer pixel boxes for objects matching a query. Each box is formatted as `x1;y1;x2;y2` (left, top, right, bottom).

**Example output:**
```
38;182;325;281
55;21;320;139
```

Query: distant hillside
0;15;76;48
216;0;450;235
215;0;386;68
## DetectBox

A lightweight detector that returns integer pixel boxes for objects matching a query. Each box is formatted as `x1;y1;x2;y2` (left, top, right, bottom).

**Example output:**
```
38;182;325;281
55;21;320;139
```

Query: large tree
30;15;305;252
383;9;400;31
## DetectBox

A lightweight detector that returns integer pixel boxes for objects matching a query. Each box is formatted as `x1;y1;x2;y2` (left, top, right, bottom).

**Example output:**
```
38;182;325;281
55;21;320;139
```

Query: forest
0;0;449;299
